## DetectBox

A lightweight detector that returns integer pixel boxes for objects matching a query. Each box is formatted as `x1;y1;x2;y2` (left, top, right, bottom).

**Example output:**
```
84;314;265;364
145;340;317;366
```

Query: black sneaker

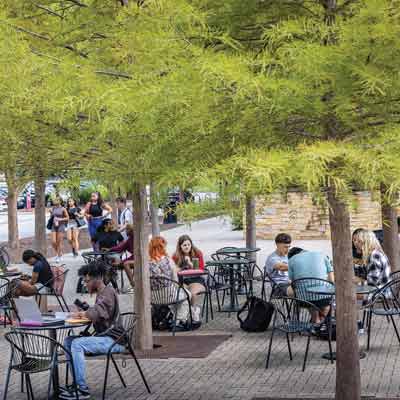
59;387;91;399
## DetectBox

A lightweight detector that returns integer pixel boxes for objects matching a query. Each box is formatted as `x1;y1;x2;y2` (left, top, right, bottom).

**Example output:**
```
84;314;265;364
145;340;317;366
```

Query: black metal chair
266;297;333;371
36;267;70;312
362;278;400;350
3;331;79;400
0;278;17;327
150;276;192;335
205;262;232;312
95;312;151;400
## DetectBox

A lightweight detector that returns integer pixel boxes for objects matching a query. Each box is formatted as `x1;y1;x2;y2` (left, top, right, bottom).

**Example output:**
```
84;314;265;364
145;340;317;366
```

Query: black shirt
89;203;103;218
33;259;53;287
94;230;124;250
67;206;81;220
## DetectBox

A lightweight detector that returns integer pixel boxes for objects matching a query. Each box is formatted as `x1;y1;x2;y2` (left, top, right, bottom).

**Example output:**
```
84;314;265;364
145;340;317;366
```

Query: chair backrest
5;331;58;367
50;266;68;295
0;278;11;305
150;276;185;306
118;312;137;344
390;270;400;281
292;277;334;303
271;296;320;331
369;278;400;309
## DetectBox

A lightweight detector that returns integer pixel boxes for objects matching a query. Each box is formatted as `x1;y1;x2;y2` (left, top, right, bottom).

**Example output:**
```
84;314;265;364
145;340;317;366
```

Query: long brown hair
174;234;200;268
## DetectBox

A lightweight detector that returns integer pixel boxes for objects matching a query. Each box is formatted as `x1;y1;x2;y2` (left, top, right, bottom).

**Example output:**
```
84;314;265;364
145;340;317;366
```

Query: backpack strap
237;297;252;324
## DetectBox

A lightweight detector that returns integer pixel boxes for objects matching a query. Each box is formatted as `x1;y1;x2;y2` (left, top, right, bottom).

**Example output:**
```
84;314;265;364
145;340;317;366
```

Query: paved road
0;211;44;242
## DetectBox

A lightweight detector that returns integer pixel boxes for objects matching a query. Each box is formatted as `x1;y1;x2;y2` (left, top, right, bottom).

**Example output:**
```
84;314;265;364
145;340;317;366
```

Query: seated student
288;247;334;324
353;229;391;287
172;235;205;324
61;261;125;400
13;250;53;297
110;224;135;293
264;233;291;296
149;236;190;330
93;219;124;251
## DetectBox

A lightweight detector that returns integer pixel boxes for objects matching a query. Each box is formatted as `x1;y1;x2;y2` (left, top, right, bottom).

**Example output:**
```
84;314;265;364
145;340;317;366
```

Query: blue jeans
88;218;103;240
64;336;125;389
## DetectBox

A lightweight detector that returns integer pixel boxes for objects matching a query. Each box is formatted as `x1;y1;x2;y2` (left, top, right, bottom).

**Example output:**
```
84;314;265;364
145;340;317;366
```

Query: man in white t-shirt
264;233;292;296
116;197;133;239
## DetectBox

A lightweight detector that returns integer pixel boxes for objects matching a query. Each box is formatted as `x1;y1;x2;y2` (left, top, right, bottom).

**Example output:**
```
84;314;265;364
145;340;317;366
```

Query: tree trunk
34;176;47;255
5;171;19;250
380;184;399;271
132;182;153;350
245;195;256;260
150;182;160;237
327;185;361;400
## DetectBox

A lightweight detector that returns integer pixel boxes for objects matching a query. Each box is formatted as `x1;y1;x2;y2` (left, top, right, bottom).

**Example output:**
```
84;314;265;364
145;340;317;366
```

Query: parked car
17;192;35;209
0;197;7;212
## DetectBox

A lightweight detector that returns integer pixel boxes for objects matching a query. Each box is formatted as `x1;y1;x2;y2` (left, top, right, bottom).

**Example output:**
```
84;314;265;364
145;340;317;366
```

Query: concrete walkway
2;218;398;400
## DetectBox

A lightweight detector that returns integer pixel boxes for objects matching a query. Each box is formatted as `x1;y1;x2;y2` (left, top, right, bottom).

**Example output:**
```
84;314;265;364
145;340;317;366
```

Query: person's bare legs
188;283;205;307
73;229;80;253
51;232;58;254
123;261;135;287
67;229;74;253
56;232;64;257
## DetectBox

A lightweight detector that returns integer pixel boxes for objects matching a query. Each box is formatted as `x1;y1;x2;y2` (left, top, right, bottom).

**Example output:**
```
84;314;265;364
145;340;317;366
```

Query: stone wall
256;191;384;240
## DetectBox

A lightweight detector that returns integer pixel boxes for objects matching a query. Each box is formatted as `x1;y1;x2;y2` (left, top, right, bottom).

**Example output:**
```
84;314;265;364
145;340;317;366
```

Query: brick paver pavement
1;218;400;399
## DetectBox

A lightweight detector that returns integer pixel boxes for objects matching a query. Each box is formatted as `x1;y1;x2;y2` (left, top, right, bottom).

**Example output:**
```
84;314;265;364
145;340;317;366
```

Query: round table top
0;271;21;278
13;320;90;331
206;258;250;266
306;284;377;296
216;247;261;255
178;269;209;276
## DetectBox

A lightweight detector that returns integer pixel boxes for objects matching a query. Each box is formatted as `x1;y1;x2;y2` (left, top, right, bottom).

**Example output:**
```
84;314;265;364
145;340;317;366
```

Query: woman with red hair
148;236;190;329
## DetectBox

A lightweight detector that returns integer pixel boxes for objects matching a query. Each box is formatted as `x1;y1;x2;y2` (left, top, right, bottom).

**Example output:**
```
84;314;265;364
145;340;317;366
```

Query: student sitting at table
264;233;292;296
288;247;334;324
150;236;191;330
109;224;135;293
172;234;205;324
61;261;125;400
13;250;54;297
353;229;390;287
93;219;124;252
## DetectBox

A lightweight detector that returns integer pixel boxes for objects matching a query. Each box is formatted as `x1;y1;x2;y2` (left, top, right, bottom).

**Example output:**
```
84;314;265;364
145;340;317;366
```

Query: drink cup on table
192;258;200;270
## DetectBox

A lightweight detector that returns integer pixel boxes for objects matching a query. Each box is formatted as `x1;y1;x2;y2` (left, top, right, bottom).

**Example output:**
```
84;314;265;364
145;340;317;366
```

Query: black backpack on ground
237;296;275;332
151;305;173;331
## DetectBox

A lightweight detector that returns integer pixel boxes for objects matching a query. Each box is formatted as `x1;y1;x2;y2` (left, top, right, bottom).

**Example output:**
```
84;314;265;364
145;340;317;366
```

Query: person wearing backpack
116;197;133;240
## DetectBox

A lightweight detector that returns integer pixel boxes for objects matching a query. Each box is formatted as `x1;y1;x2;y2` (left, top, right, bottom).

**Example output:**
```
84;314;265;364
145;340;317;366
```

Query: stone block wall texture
256;191;387;240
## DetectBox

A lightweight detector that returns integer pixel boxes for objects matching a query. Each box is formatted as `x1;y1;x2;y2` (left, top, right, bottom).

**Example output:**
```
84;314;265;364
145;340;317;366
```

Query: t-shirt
118;208;133;226
264;251;289;285
33;259;53;287
94;230;124;250
288;251;333;282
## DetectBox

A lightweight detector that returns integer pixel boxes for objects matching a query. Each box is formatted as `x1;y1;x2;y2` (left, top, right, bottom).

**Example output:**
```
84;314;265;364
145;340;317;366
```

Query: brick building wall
256;191;384;240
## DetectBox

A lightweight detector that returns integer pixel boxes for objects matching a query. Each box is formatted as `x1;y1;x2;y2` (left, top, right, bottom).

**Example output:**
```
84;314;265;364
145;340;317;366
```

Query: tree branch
95;70;132;79
34;4;64;18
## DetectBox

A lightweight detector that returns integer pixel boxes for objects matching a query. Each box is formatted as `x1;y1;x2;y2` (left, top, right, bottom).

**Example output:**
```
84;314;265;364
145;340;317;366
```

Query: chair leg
102;354;111;400
327;318;334;364
127;343;151;393
20;373;24;393
26;374;35;400
110;354;126;387
2;366;12;400
302;335;311;372
61;296;70;312
209;290;214;320
215;290;222;312
367;310;373;351
265;328;275;369
55;294;65;312
389;314;400;344
286;333;293;361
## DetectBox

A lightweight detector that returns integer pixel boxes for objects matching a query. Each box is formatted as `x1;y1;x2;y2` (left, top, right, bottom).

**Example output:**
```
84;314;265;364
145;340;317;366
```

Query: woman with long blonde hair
354;230;390;287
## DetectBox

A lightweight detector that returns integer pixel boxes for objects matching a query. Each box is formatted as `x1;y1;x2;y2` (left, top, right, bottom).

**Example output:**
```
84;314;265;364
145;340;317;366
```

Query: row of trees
3;1;400;399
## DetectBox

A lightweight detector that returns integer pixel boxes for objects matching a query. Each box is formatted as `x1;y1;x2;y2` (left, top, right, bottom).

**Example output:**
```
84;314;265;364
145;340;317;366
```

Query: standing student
84;192;112;249
66;198;84;257
116;197;133;239
50;197;69;263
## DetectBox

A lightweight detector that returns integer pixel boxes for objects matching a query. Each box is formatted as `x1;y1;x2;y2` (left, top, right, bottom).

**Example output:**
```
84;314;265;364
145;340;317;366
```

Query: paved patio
1;218;400;399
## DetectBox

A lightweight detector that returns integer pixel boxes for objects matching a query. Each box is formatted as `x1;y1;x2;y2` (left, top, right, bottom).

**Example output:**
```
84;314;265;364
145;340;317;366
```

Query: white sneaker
55;256;61;264
192;306;201;322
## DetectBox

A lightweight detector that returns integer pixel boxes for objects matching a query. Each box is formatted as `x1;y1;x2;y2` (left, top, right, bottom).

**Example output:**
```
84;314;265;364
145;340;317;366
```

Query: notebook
15;298;66;326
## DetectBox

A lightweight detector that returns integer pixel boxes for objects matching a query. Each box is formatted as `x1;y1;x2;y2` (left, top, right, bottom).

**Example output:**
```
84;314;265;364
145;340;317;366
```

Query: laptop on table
14;298;66;327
